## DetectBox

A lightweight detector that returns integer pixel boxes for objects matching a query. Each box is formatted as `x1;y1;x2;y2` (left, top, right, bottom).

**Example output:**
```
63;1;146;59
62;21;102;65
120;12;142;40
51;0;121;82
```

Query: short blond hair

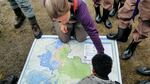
45;0;70;18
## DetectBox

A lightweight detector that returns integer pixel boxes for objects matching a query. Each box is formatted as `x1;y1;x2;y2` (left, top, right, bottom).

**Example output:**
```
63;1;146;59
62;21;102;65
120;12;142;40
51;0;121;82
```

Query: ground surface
0;0;150;84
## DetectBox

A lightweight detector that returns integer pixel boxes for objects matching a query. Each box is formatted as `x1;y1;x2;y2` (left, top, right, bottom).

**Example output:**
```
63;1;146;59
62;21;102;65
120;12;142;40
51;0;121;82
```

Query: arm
76;0;104;53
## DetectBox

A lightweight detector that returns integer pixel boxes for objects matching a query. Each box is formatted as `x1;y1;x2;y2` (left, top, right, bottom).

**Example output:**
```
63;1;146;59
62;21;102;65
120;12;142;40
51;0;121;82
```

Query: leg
102;0;113;28
121;19;150;60
73;23;87;42
28;16;43;39
15;0;42;39
8;0;25;28
109;0;120;17
107;0;136;42
93;0;102;23
53;21;73;43
15;0;34;18
119;0;125;9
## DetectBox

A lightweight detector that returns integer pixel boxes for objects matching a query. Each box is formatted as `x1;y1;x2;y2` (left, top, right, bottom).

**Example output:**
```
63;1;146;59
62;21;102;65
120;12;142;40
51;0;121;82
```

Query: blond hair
45;0;70;18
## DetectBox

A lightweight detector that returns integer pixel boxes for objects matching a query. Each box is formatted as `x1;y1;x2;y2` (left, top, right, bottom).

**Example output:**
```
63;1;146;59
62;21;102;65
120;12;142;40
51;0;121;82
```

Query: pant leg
118;0;136;29
102;0;113;11
93;0;101;6
133;19;150;42
8;0;19;9
119;0;125;9
93;0;113;10
73;22;87;42
53;21;73;43
114;0;120;7
15;0;34;18
120;0;125;4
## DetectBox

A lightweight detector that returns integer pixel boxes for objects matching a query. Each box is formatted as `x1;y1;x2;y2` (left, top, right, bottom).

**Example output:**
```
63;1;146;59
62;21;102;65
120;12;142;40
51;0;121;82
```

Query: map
18;35;122;84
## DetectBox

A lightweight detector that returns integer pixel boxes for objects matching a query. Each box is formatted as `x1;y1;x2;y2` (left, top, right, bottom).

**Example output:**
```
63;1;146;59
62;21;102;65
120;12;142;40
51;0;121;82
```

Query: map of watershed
18;35;122;84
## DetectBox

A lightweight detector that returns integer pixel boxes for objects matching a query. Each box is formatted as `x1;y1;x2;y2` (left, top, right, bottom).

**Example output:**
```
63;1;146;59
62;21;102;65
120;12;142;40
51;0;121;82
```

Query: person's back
78;53;120;84
78;75;119;84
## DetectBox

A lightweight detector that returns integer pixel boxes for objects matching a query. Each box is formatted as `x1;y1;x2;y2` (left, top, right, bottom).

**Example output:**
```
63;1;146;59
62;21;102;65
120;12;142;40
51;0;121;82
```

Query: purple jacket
74;0;104;53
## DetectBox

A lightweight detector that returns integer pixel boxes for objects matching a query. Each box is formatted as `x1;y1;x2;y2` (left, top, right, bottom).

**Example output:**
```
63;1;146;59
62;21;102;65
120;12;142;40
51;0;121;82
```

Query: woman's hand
60;24;68;33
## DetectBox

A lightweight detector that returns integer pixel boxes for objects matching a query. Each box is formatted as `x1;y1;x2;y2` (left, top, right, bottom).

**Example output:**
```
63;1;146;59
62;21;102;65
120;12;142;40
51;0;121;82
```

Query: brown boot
28;16;43;39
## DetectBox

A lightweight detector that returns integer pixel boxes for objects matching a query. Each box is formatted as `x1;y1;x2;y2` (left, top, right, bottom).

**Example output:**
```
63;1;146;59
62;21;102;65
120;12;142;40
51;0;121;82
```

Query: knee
76;37;87;42
59;37;70;43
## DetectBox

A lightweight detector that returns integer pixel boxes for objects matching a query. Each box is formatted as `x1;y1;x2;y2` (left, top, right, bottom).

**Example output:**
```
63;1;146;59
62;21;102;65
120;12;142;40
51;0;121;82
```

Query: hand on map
60;24;68;33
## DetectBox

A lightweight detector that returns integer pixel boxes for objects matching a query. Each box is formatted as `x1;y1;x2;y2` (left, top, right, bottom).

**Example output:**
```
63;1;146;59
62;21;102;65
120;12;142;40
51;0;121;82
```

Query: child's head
44;0;70;24
92;53;112;77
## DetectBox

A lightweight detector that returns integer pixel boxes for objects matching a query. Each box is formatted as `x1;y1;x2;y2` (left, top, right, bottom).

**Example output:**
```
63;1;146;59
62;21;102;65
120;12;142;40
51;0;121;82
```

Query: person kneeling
78;53;120;84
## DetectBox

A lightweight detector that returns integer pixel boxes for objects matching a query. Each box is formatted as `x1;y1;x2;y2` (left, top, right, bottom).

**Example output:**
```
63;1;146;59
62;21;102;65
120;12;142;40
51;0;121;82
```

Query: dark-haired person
8;0;42;39
78;53;120;84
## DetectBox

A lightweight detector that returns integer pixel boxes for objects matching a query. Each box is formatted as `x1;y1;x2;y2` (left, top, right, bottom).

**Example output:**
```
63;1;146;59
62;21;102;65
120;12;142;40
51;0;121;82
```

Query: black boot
109;0;119;17
102;9;112;29
121;40;141;60
137;66;150;76
28;16;43;39
0;75;18;84
138;80;150;84
106;26;132;42
13;8;26;28
94;6;102;23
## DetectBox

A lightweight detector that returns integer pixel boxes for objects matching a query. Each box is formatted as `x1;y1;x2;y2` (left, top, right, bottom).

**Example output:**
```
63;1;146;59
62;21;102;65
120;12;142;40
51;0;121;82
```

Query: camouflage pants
8;0;34;18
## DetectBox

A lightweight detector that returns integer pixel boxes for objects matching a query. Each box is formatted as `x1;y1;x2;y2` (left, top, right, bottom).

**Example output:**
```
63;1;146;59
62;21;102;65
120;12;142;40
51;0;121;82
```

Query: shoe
137;66;150;76
0;75;18;84
94;6;102;23
109;9;117;17
102;9;112;29
13;8;26;28
121;40;141;60
28;16;43;39
31;23;43;39
106;26;132;42
138;80;150;84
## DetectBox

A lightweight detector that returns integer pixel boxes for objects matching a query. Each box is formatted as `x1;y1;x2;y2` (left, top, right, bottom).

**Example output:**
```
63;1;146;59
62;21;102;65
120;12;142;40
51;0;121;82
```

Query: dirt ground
0;0;150;84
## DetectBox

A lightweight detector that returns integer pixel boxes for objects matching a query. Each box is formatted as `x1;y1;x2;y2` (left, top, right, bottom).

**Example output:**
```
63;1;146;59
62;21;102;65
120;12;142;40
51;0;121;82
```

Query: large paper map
18;35;122;84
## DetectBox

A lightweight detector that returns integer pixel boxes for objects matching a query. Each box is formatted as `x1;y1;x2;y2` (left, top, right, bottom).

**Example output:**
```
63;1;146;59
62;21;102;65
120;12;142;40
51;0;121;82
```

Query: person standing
106;0;150;60
8;0;43;39
93;0;113;29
